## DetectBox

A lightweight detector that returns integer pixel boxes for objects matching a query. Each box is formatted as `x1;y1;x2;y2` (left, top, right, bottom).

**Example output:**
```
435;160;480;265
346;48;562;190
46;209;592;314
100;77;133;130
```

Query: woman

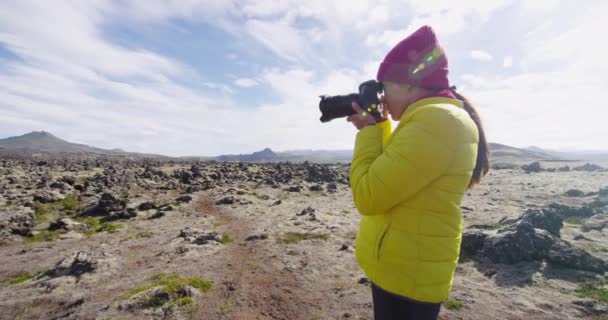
347;25;489;320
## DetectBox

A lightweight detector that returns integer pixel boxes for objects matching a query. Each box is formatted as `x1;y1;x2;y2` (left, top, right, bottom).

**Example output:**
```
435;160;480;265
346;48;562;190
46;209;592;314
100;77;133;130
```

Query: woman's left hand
347;101;387;130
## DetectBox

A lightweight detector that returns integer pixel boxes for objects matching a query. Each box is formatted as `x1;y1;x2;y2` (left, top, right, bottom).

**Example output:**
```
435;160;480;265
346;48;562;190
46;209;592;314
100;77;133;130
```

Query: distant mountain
204;148;352;163
216;148;279;162
0;131;113;154
489;143;555;160
0;131;164;158
208;143;556;163
524;146;608;161
6;131;599;163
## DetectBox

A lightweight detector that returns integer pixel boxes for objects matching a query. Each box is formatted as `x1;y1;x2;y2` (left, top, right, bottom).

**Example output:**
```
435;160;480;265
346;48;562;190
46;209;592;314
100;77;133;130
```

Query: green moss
9;272;34;285
34;202;51;222
98;222;124;234
252;192;271;200
119;190;130;199
120;231;154;242
79;217;123;236
124;283;157;299
9;266;50;285
24;230;62;243
186;277;213;292
307;310;324;320
32;196;82;223
124;274;212;298
564;217;583;225
279;232;329;244
174;297;193;306
220;233;234;244
146;272;170;281
81;217;102;230
576;278;608;303
2;200;14;208
122;273;212;308
340;209;351;214
443;299;464;310
59;195;80;214
218;296;235;315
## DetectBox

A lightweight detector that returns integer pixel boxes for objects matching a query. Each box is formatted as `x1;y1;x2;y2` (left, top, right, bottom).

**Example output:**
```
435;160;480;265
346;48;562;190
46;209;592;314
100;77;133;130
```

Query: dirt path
193;193;324;320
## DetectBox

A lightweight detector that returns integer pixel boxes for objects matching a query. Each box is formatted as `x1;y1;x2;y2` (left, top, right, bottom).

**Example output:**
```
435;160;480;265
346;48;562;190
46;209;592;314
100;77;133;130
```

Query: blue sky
0;0;606;156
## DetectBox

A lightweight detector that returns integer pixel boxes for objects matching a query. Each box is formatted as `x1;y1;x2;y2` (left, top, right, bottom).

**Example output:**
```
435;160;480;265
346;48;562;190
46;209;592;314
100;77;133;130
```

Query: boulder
0;206;36;239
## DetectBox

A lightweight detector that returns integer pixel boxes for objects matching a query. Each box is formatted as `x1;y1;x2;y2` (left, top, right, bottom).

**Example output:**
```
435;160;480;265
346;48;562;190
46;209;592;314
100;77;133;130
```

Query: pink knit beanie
376;25;450;89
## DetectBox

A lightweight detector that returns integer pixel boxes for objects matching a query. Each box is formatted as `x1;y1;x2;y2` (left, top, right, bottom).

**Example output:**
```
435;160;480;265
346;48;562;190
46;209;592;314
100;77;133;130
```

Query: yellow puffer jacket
350;96;479;303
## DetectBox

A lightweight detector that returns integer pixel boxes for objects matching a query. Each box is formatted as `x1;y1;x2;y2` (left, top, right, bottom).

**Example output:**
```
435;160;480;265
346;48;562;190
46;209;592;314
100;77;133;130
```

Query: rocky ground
0;158;607;320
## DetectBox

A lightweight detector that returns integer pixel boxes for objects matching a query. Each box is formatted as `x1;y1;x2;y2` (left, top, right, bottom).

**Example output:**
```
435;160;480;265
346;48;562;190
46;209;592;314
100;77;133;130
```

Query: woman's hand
347;101;388;130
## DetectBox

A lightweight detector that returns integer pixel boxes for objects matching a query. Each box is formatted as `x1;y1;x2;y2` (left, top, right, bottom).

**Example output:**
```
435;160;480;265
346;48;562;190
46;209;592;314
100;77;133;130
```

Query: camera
318;79;384;123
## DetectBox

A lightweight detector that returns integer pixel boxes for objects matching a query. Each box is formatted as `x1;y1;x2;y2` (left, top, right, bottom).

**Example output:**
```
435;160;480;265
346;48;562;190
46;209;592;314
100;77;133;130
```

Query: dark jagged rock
0;206;36;238
179;227;200;240
473;215;607;273
175;195;193;203
148;211;165;220
573;163;604;172
186;185;202;193
192;232;221;245
548;241;607;273
103;208;137;221
481;223;555;264
61;176;76;186
36;251;101;279
119;287;171;311
50;180;69;190
216;196;235;205
285;186;302;192
141;166;166;179
304;162;340;183
545;203;600;220
160;205;174;212
245;234;269;241
309;184;324;191
573;299;608;317
565;189;585;197
522;161;542;173
460;230;488;258
514;208;563;237
326;183;338;192
48;218;88;232
298;207;316;216
138;202;157;211
178;227;221;244
33;190;65;203
97;192;127;215
173;169;193;184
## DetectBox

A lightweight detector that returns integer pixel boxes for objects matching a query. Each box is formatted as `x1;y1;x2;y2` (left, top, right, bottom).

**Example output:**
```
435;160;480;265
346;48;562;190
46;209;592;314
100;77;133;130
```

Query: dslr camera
318;79;384;123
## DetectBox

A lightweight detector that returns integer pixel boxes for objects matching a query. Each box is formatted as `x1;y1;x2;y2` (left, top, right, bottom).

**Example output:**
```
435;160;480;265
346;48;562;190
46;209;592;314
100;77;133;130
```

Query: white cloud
471;50;493;62
364;0;510;52
234;78;259;88
503;56;513;68
1;0;607;156
244;18;307;62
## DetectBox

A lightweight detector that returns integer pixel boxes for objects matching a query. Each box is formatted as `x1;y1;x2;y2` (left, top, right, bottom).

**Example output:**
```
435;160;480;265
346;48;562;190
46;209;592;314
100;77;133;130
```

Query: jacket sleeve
378;119;392;148
349;110;455;216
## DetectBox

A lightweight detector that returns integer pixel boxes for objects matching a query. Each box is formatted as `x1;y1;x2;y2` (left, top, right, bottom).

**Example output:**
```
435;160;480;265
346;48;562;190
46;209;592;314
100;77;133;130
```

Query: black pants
371;282;441;320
